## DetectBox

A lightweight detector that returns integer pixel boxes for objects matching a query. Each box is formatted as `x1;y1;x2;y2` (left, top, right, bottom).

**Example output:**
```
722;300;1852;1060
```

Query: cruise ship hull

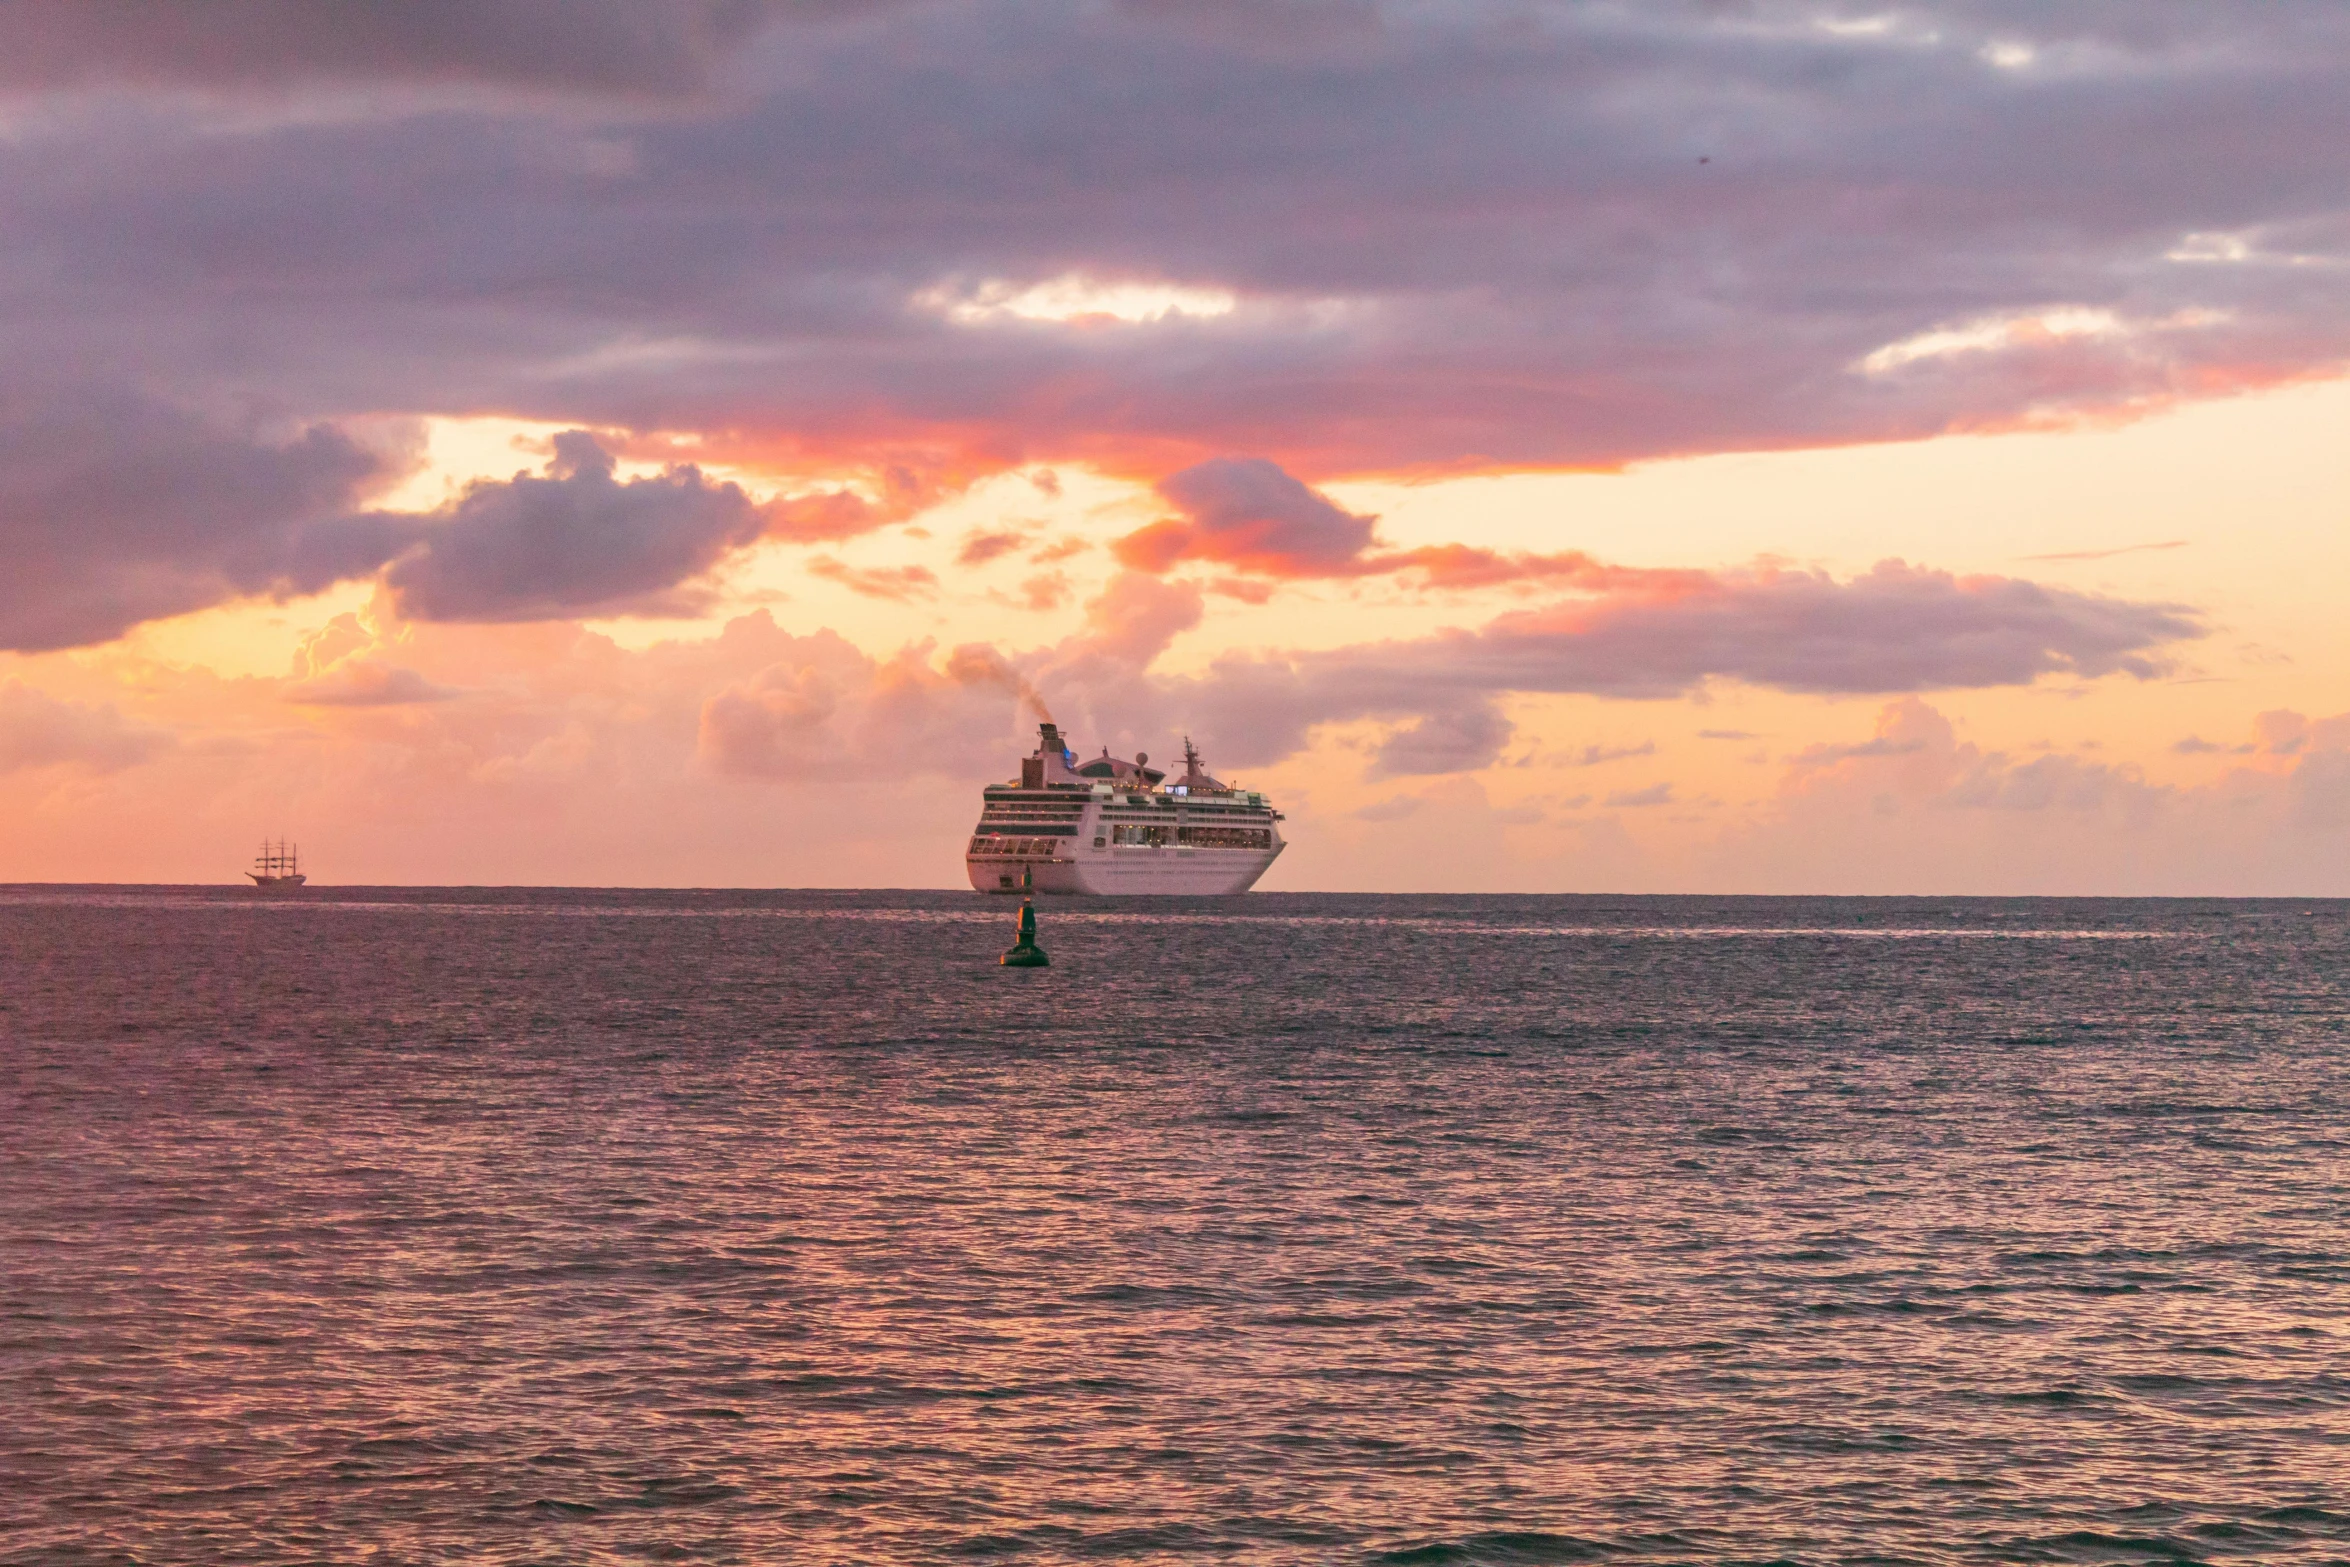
967;843;1282;896
968;724;1286;896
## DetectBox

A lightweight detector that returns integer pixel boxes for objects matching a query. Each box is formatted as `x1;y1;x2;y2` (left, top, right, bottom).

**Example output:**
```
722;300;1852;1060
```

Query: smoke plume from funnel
946;645;1053;724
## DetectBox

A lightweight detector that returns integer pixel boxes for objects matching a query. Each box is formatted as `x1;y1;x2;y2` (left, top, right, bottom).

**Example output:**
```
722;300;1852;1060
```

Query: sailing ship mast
246;838;305;886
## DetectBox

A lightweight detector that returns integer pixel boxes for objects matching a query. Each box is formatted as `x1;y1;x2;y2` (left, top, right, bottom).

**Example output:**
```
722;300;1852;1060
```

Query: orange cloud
803;558;940;602
1111;457;1720;597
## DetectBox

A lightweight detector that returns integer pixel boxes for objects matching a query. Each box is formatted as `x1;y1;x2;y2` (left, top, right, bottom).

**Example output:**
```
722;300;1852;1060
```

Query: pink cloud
0;680;170;775
955;526;1030;567
1682;696;2350;892
0;594;2330;892
1118;457;1698;593
1119;458;1377;576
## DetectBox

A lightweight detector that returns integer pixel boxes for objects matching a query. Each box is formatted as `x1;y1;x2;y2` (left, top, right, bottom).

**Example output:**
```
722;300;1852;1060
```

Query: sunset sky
5;1;2349;891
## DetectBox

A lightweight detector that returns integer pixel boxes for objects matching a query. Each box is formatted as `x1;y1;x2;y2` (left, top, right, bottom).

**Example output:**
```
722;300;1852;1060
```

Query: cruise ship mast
1179;736;1209;794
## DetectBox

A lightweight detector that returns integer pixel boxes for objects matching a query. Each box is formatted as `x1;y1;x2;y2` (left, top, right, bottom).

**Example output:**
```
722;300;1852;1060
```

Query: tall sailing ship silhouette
245;840;307;889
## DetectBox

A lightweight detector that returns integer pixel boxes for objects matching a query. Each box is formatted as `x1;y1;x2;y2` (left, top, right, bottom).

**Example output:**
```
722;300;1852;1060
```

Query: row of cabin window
1107;825;1273;848
974;827;1275;853
970;836;1063;856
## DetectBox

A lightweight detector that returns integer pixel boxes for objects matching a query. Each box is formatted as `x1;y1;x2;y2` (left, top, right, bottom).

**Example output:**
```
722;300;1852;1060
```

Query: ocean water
3;888;2347;1567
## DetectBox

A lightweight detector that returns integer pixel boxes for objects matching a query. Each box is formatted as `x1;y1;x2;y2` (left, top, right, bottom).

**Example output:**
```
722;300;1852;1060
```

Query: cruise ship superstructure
967;723;1285;895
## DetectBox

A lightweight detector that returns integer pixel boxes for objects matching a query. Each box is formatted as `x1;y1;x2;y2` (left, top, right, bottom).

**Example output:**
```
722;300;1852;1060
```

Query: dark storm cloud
5;2;2348;643
383;432;767;621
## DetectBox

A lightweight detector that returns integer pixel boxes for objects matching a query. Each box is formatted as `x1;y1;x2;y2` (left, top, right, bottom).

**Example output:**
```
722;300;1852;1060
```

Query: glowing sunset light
0;3;2347;891
1856;306;2229;375
918;274;1240;326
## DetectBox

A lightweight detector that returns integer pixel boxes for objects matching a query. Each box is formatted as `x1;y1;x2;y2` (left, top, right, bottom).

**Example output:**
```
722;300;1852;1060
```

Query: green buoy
1001;870;1048;967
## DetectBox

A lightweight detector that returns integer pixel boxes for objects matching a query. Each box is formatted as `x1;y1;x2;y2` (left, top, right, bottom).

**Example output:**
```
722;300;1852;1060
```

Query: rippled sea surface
4;888;2348;1566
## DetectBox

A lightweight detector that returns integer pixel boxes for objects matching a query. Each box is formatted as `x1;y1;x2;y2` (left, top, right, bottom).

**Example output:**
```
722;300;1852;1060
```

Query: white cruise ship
967;722;1286;895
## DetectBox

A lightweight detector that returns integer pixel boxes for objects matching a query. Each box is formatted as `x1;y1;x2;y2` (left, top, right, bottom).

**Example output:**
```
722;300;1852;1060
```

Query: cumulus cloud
0;681;170;775
1119;458;1377;576
1454;562;2196;694
383;432;768;621
695;625;966;781
1368;704;1515;779
0;412;789;650
1772;698;2178;825
696;571;1212;783
1012;571;1069;611
1118;457;1667;590
717;551;2193;787
688;550;2184;786
762;464;971;546
282;662;462;706
1164;561;2201;774
956;527;1030;567
1065;572;1205;670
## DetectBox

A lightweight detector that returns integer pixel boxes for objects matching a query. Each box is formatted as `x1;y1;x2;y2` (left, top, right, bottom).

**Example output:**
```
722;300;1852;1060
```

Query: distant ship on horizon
967;722;1285;895
245;839;307;889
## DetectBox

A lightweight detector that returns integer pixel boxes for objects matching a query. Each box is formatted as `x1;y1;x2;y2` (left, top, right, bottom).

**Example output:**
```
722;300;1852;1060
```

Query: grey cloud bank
9;1;2348;466
1159;560;2198;774
1;0;2343;649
